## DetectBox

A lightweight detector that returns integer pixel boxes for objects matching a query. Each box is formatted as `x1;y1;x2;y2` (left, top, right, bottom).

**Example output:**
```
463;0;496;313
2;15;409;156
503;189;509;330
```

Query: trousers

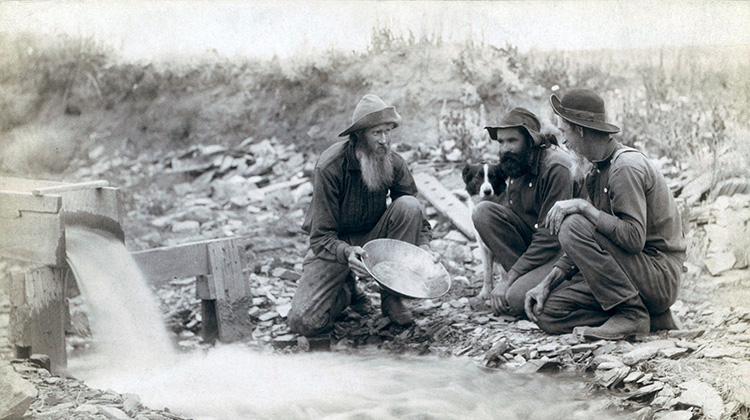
536;214;683;334
288;196;425;336
472;202;562;316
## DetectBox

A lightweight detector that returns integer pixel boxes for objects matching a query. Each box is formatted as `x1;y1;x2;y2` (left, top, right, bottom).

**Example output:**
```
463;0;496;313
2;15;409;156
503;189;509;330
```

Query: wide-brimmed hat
484;107;542;146
550;89;620;133
338;94;402;137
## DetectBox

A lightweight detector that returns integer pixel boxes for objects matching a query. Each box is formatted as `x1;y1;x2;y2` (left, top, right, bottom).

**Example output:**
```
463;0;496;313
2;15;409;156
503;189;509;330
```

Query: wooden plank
0;177;63;192
0;212;65;266
9;268;67;373
61;187;122;225
31;180;110;196
131;241;211;286
207;238;252;342
0;191;62;217
195;274;216;300
414;172;475;240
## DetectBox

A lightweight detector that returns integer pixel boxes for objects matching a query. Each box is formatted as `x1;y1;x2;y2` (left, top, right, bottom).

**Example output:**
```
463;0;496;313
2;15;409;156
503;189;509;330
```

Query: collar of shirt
592;139;620;170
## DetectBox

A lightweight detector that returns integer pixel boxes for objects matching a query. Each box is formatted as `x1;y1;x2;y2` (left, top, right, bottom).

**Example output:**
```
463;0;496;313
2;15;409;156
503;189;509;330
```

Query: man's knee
558;214;595;252
391;195;422;216
288;306;332;337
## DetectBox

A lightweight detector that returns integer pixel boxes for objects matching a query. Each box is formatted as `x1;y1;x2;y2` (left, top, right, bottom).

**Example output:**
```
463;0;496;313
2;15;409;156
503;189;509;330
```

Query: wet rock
676;380;724;420
656;411;694;420
595;364;630;388
0;362;37;420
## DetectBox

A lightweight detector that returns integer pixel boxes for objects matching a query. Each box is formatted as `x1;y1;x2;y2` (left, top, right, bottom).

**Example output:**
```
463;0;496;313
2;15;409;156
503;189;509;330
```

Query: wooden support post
9;267;67;373
207;238;252;342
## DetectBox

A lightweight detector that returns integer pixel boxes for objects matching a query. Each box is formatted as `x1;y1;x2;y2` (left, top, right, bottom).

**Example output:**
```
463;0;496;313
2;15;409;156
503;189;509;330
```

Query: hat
338;94;402;137
550;89;620;133
484;107;542;146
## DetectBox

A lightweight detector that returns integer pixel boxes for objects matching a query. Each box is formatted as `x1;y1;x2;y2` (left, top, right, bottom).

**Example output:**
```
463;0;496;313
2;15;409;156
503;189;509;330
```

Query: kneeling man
525;89;686;340
288;94;433;336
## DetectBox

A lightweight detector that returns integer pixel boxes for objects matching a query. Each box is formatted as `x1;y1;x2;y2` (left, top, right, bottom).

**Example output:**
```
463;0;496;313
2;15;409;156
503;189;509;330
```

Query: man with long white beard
288;94;433;336
524;89;686;340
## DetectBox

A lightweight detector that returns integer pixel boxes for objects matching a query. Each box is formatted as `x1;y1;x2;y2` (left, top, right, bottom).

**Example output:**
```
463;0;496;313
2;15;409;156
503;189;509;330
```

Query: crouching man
288;94;433;336
473;107;575;317
525;89;686;340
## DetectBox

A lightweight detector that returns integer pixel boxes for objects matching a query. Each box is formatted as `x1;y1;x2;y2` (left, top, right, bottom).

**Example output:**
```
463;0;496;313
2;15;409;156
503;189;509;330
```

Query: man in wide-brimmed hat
524;88;686;340
472;107;576;316
288;94;433;336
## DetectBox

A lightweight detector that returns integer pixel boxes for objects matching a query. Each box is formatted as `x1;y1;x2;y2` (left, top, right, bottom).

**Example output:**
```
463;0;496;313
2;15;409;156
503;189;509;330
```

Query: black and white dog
460;162;507;300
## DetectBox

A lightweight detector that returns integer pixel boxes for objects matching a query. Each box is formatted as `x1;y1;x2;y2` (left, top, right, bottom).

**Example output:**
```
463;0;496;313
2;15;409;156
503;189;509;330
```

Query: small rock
705;252;737;276
98;405;131;420
657;410;694;420
444;230;469;243
276;303;291;318
172;220;200;234
677;380;724;420
74;404;99;414
514;320;539;331
258;311;278;322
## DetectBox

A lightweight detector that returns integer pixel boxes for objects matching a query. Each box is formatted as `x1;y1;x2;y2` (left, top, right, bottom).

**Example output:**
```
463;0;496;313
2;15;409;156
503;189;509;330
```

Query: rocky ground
4;136;750;420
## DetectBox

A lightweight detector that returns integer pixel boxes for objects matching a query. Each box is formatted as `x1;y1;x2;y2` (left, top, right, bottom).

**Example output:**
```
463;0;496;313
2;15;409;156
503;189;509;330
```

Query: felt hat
338;94;402;137
485;107;543;146
550;89;620;133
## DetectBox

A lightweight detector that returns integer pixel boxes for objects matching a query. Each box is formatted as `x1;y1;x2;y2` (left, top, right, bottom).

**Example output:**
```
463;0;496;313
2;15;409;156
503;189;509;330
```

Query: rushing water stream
65;226;626;420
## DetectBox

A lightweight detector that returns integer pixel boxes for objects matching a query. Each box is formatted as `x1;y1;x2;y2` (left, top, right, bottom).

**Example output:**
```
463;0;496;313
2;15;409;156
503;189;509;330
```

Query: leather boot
347;277;373;316
574;295;650;340
380;291;414;326
650;309;680;332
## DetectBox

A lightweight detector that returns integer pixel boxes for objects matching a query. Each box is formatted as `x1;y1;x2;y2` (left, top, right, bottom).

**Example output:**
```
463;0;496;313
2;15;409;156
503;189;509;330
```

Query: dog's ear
462;164;473;183
490;164;507;195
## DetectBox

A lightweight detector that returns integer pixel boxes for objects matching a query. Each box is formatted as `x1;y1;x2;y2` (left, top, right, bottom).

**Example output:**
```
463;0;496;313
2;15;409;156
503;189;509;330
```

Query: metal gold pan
362;238;451;299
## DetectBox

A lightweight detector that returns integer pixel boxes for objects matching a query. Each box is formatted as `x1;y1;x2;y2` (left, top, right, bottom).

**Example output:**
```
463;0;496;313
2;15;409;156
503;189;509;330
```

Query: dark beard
356;145;394;191
499;149;532;178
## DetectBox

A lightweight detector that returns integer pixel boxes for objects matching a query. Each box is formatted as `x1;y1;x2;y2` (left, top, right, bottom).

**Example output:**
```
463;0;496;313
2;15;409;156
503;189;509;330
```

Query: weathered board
132;241;212;286
413;172;475;240
207;238;252;342
9;267;67;373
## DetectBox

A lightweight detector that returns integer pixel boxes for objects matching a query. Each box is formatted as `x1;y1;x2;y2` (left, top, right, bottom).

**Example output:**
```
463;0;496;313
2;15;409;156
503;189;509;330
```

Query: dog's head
462;163;507;198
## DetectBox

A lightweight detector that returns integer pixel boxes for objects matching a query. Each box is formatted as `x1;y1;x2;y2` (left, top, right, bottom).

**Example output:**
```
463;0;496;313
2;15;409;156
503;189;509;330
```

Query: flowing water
65;226;627;420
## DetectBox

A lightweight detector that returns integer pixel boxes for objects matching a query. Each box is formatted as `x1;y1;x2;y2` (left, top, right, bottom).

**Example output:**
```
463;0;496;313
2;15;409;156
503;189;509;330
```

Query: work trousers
536;214;684;334
288;196;425;336
472;202;562;316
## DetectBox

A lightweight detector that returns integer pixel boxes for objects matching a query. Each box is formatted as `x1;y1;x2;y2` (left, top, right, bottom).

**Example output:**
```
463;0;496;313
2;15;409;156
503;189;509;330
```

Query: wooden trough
0;177;253;374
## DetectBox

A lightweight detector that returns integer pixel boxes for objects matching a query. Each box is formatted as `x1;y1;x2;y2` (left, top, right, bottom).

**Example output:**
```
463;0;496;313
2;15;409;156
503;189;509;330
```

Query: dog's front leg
477;237;493;300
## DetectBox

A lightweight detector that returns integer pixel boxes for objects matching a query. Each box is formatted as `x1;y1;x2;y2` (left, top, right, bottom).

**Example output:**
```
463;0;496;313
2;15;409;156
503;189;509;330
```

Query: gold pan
362;238;451;299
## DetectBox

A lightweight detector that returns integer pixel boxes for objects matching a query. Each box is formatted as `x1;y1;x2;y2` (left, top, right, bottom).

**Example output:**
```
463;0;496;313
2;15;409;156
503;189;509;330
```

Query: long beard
499;148;532;179
356;146;394;191
570;148;594;182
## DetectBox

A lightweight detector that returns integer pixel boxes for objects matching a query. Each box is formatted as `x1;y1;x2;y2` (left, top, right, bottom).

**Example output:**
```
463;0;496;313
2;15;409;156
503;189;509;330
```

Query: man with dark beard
472;108;576;316
288;94;433;336
524;89;685;340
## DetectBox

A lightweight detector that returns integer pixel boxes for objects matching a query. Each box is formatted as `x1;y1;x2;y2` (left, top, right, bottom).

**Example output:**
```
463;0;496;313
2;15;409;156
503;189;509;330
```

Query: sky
1;1;749;60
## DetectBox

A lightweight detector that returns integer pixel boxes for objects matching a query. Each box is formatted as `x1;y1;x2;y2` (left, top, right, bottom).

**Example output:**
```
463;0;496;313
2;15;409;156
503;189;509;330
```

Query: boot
574;295;650;340
380;292;414;326
650;309;680;332
347;277;373;316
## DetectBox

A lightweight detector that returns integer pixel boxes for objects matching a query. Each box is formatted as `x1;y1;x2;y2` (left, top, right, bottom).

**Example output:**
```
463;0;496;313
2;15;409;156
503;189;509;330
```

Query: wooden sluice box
0;177;252;373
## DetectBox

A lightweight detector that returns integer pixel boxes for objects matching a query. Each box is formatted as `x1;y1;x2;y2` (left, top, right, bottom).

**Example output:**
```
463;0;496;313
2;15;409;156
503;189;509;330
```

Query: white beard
570;149;594;182
356;147;394;191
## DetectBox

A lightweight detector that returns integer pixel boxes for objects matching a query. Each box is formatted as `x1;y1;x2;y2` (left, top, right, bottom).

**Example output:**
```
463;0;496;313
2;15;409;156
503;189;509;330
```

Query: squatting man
288;94;436;336
524;88;686;340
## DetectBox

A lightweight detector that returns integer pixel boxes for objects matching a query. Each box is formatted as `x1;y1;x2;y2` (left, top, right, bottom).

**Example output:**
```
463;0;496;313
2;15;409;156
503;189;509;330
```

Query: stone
98;405;131;420
0;363;37;420
74;404;100;413
123;393;141;416
595;365;630;388
676;380;724;420
705;252;737;276
657;411;694;420
444;230;469;243
172;220;200;234
29;354;51;372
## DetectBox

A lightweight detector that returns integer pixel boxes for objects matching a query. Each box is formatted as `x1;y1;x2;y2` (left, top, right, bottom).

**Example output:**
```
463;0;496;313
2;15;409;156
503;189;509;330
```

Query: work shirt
302;140;431;264
503;145;575;277
555;140;686;274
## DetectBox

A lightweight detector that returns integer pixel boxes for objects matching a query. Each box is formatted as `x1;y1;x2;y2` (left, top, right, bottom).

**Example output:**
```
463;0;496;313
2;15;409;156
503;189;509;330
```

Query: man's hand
524;266;564;323
544;198;594;235
346;246;371;279
490;276;512;315
420;244;441;263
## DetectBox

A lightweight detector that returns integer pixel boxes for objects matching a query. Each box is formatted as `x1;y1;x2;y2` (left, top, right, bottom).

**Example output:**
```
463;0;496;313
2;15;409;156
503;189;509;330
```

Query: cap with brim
484;107;542;146
338;94;402;137
549;90;620;134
